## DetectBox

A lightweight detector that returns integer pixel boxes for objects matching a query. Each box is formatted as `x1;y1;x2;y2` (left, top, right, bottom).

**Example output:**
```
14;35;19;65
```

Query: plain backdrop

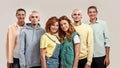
0;0;119;68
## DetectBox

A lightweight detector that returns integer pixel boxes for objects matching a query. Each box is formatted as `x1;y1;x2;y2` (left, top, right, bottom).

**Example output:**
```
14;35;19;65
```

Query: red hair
45;16;59;33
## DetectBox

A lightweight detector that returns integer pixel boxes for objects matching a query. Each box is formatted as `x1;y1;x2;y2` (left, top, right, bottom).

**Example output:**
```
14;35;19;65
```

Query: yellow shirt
73;23;93;65
40;33;60;57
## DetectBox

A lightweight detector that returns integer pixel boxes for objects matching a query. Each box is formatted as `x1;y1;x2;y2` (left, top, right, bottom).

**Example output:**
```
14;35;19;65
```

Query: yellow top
40;33;60;57
73;23;94;65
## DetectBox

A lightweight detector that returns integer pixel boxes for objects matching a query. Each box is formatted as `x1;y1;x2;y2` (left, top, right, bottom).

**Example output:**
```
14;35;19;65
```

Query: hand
73;66;77;68
7;62;12;68
104;56;110;66
84;64;90;68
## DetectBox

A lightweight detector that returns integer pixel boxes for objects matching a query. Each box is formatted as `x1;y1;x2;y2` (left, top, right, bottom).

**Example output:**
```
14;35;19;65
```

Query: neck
17;21;25;27
49;32;55;35
74;21;81;26
31;23;37;28
90;18;97;24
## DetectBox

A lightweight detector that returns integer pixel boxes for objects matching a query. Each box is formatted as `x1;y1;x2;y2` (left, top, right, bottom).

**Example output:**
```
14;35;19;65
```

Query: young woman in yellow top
40;16;60;68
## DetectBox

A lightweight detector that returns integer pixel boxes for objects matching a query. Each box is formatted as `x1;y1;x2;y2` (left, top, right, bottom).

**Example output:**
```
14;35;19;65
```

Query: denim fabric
12;58;20;68
46;43;60;68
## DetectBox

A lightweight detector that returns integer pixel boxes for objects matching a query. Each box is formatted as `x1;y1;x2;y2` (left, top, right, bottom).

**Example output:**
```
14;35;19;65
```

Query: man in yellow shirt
71;9;94;68
6;8;26;68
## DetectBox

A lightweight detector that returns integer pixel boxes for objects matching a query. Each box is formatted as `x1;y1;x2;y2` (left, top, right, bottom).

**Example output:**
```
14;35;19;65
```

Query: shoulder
41;33;48;39
98;19;107;24
40;27;45;32
8;23;17;29
82;23;92;30
72;32;79;38
98;20;108;27
82;23;90;27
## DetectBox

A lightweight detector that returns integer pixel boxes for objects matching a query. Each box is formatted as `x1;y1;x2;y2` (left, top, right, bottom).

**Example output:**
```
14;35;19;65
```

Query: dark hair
45;16;59;33
58;15;76;42
16;8;26;15
87;6;98;13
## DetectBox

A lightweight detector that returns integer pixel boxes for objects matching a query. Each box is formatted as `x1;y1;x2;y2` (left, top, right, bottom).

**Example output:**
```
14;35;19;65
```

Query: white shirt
73;34;80;44
14;25;24;58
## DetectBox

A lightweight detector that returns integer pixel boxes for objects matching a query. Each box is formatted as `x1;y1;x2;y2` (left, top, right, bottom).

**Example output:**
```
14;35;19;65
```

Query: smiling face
45;16;59;34
72;9;82;22
88;8;98;20
59;20;69;32
16;11;26;23
50;22;59;34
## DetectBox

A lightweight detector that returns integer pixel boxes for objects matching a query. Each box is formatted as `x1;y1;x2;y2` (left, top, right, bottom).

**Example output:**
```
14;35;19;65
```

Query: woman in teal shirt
58;16;80;68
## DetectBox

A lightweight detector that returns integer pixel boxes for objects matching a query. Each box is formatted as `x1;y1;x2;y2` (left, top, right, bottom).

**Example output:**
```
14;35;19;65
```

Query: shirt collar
14;23;25;28
89;18;100;25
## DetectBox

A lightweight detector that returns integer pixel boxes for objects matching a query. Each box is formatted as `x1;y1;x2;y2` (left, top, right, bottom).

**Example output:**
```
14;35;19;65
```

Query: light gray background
0;0;119;68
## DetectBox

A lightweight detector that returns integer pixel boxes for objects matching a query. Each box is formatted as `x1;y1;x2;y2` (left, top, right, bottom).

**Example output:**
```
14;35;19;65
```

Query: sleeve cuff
87;61;92;66
105;44;110;47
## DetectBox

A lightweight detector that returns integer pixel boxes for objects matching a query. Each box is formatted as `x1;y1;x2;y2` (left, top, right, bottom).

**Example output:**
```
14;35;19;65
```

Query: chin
19;20;24;22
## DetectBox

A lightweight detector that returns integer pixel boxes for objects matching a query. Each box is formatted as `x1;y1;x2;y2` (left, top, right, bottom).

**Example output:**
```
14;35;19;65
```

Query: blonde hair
72;9;82;15
29;10;40;21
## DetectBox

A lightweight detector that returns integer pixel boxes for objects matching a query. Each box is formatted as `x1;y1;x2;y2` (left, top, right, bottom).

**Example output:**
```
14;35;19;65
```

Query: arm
103;22;111;66
104;47;110;66
73;43;80;68
72;34;80;68
6;27;14;68
19;31;26;68
85;27;94;68
40;48;47;68
40;35;47;68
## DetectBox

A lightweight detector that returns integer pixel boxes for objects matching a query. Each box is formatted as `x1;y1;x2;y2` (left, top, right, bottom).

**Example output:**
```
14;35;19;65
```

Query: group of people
6;6;111;68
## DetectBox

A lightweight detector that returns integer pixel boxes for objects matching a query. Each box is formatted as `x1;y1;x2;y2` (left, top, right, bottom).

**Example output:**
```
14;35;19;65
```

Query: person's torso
60;32;78;68
41;33;60;57
74;23;90;59
89;20;106;57
23;24;45;66
14;26;25;58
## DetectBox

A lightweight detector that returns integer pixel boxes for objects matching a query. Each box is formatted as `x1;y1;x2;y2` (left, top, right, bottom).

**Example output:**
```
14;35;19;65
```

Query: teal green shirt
89;19;111;57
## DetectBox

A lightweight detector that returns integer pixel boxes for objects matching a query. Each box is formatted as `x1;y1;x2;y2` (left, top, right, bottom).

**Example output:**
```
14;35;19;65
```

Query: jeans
12;58;20;68
46;43;60;68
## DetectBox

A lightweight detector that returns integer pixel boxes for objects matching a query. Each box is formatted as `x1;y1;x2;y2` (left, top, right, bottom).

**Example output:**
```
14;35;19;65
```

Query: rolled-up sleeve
103;22;111;47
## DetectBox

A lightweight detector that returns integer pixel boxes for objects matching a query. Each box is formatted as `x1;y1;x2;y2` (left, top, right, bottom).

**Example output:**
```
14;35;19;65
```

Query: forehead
72;10;81;14
52;22;58;25
60;20;68;23
88;8;96;11
17;11;25;14
31;13;39;16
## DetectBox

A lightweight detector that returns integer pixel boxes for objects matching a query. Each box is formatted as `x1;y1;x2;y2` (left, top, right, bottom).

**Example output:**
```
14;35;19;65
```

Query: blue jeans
12;58;20;68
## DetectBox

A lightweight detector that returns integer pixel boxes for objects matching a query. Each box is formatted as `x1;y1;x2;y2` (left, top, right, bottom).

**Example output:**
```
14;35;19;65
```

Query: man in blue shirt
87;6;111;68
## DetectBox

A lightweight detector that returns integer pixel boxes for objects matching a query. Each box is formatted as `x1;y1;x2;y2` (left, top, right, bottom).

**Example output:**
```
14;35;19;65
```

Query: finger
104;60;106;65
